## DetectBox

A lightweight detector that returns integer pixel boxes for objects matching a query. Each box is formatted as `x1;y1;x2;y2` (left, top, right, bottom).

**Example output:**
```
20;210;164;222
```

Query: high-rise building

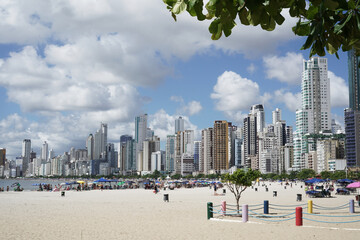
22;139;31;175
200;128;214;174
294;57;331;170
348;49;360;111
86;134;94;160
345;49;360;167
142;136;160;172
165;135;176;172
41;141;48;161
0;148;5;166
175;116;185;134
345;108;360;167
93;123;108;160
194;141;201;171
135;114;147;163
175;130;194;174
213;120;229;172
272;108;282;124
251;104;265;133
119;135;136;174
243;114;257;169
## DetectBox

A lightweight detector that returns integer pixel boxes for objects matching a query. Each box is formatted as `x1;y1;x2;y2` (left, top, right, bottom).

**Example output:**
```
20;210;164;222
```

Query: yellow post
308;200;313;214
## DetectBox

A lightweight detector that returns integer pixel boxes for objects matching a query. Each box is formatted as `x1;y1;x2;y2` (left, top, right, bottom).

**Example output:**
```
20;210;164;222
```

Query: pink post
221;201;226;216
242;204;248;222
296;207;303;226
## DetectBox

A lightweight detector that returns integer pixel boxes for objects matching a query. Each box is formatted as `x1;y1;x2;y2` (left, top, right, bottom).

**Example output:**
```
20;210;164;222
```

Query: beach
0;182;359;240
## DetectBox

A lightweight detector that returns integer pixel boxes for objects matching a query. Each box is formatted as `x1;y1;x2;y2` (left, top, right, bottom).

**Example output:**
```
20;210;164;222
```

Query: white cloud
247;63;256;74
211;71;268;122
148;109;200;140
263;52;304;85
171;96;202;116
273;89;302;112
329;71;348;108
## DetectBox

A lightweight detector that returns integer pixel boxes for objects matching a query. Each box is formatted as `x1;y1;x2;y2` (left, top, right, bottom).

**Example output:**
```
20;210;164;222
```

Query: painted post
264;200;269;214
242;204;248;223
350;199;355;214
308;200;313;214
207;202;213;220
296;207;303;226
221;201;226;216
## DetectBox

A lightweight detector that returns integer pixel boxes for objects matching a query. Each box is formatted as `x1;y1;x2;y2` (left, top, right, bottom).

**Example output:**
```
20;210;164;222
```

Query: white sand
0;182;359;240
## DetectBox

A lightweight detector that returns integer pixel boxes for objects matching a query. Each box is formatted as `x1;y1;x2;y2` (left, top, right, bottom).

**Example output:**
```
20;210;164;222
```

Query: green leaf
172;0;187;14
237;0;246;8
306;5;318;19
273;12;285;25
293;21;311;36
323;0;339;10
348;0;356;9
209;19;222;40
238;7;250;25
334;13;352;34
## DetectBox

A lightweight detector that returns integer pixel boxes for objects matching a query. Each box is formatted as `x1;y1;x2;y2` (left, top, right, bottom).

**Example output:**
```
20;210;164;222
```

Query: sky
0;0;350;159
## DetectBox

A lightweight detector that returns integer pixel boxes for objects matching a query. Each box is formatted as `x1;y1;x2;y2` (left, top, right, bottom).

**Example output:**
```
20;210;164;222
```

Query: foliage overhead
163;0;360;58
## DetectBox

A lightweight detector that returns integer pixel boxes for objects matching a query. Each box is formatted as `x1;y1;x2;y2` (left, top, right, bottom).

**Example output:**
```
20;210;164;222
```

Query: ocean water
0;179;66;191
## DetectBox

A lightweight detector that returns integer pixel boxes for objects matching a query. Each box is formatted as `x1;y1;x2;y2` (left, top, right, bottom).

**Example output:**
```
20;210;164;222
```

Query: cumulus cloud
273;89;302;112
263;52;304;85
148;109;200;140
170;96;202;116
329;71;349;108
247;63;256;74
211;71;270;122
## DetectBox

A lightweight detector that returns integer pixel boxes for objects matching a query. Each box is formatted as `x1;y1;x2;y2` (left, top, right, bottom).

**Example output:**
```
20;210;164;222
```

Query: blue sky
0;1;349;159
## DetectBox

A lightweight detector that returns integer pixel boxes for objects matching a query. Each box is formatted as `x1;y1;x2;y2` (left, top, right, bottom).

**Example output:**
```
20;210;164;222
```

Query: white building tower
22;139;31;175
41;141;48;161
175;116;185;134
294;57;331;170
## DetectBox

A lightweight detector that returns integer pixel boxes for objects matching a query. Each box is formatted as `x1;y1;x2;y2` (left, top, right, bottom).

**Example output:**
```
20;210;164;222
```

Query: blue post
350;199;355;213
264;200;269;214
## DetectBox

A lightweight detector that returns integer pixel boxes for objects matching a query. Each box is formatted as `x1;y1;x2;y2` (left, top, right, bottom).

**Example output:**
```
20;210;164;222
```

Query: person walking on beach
214;183;217;195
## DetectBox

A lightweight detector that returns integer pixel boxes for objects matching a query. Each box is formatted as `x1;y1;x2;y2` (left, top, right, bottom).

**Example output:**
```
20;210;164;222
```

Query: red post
296;207;303;226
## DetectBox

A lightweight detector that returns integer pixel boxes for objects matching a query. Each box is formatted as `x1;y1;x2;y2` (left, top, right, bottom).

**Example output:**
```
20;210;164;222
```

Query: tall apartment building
200;128;214;174
135;114;147;165
93;123;108;160
294;57;331;170
22;139;31;175
41;141;48;161
251;104;265;133
213;120;229;172
0;148;5;166
175;130;194;174
175;116;185;134
243;113;257;169
165;135;176;172
86;134;94;160
194;141;201;172
345;49;360;167
272;108;281;124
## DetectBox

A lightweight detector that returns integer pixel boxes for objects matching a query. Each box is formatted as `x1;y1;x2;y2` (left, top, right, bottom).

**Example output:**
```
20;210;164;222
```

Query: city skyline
0;1;350;159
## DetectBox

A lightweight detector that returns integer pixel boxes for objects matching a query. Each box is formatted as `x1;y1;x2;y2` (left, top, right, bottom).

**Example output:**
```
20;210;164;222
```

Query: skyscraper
243;114;257;169
213;120;229;172
175;116;185;134
272;108;282;124
0;148;5;166
166;135;176;172
86;134;94;160
250;104;265;133
294;57;331;170
200;128;214;174
348;49;360;111
41;141;48;161
93;123;108;159
135;114;147;164
22;139;31;175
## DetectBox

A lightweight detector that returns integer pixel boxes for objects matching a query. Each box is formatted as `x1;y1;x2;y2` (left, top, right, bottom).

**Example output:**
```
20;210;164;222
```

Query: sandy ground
0;182;359;240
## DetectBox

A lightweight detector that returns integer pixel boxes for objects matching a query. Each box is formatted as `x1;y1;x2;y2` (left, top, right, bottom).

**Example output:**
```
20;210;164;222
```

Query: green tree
289;171;298;180
320;170;332;179
332;170;346;180
223;169;261;213
297;169;316;179
163;0;360;58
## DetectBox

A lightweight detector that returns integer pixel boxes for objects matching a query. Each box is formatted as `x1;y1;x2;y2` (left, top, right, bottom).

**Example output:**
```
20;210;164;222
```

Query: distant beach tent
337;179;354;184
305;178;325;184
77;180;85;184
94;177;111;183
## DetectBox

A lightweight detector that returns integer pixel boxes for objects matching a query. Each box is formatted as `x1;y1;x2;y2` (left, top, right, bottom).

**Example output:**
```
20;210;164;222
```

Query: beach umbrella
337;179;354;184
346;182;360;188
77;181;85;184
305;178;325;184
